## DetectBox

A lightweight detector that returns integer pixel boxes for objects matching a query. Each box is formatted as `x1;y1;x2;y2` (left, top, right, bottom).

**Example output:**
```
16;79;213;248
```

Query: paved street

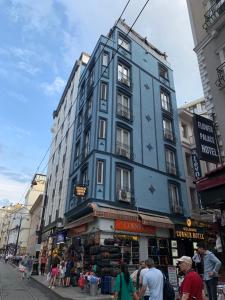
0;262;69;300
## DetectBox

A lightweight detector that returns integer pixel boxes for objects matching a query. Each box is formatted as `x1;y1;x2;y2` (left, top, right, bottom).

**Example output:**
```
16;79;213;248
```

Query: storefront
64;202;174;276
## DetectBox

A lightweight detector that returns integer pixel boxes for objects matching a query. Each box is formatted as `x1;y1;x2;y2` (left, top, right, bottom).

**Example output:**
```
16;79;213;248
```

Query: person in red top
178;256;206;300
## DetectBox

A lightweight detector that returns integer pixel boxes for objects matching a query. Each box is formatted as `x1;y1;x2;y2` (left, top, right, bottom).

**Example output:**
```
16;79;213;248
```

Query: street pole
14;215;23;256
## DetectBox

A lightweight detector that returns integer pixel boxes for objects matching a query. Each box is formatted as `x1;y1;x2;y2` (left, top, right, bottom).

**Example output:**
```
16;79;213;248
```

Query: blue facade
65;22;188;220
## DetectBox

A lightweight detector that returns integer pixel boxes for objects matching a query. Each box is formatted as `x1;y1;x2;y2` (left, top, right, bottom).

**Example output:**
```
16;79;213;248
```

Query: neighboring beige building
27;194;43;256
179;97;216;221
0;203;23;254
186;0;225;162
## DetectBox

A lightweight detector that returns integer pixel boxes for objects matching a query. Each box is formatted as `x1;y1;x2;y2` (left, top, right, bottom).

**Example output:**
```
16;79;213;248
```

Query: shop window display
148;238;171;270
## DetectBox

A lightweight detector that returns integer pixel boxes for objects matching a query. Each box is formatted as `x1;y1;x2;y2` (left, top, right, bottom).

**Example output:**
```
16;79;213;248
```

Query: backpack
162;273;175;300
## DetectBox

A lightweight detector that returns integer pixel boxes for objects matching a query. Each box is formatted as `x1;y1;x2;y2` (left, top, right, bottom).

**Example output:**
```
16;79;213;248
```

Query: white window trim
99;119;106;139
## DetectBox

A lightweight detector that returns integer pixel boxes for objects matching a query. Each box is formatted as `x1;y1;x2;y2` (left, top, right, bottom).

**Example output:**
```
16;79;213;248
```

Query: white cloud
42;76;66;96
0;174;29;204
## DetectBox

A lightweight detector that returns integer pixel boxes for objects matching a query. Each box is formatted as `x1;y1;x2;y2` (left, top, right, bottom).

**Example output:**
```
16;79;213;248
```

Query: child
49;263;59;289
58;261;66;287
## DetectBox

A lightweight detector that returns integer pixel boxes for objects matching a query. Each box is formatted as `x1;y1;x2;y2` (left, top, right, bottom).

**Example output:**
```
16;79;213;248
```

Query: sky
0;0;203;206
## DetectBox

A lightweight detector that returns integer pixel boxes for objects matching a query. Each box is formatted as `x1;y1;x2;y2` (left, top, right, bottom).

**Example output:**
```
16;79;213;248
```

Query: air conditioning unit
118;189;131;202
121;110;130;119
117;147;129;158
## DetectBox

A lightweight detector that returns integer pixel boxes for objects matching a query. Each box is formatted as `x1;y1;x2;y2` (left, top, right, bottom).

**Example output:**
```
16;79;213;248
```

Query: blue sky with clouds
0;0;203;205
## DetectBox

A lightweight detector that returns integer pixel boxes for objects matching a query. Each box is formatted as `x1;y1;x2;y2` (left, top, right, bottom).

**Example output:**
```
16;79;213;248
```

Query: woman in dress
114;263;138;300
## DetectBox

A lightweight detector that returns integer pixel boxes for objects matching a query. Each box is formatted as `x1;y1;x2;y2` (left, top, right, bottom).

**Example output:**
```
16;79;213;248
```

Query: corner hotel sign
175;218;205;240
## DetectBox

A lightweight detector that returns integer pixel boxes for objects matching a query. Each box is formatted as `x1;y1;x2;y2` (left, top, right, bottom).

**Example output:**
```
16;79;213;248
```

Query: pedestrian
178;255;206;300
197;241;222;300
40;255;47;275
58;261;66;287
65;257;74;287
135;261;145;290
49;262;59;289
21;255;28;279
192;249;203;275
26;255;34;279
139;258;164;300
139;260;150;300
114;263;138;300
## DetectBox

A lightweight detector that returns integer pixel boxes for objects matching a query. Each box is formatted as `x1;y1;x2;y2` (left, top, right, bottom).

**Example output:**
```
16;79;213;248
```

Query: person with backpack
114;263;138;300
139;258;164;300
178;255;206;300
197;241;222;300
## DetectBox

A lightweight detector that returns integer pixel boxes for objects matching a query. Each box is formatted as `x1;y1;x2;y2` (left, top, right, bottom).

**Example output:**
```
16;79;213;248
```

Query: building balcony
203;0;225;30
215;61;225;88
166;162;177;175
117;103;132;121
163;128;174;142
116;143;133;159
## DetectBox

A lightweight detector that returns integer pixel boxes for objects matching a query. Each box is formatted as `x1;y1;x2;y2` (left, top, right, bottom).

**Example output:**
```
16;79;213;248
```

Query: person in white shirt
139;261;150;300
139;258;163;300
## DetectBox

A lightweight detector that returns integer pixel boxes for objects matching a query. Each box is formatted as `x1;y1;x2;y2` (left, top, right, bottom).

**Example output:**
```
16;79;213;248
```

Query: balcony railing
118;72;131;87
163;128;174;142
203;0;225;29
215;61;225;88
117;103;132;120
166;162;177;175
116;142;132;159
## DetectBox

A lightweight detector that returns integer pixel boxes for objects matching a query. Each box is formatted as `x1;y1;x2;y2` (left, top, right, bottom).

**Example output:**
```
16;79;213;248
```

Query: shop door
177;239;194;258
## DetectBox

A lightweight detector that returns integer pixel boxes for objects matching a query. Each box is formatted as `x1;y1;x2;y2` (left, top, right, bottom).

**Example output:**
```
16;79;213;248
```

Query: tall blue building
64;20;189;268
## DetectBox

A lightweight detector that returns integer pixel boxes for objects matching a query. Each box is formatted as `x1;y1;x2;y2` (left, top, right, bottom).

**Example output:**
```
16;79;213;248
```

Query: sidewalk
31;274;113;300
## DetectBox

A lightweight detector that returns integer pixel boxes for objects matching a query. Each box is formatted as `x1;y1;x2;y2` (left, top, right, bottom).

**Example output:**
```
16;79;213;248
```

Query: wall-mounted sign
175;225;204;240
73;184;87;197
56;232;66;243
193;114;219;163
186;218;192;227
115;220;156;234
191;148;202;180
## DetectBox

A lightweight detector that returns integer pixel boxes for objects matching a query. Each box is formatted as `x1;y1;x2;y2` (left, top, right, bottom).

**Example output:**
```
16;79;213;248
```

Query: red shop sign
115;219;155;234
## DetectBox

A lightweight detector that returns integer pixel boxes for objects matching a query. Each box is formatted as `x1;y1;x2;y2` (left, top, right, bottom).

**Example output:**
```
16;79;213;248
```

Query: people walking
139;260;150;300
139;258;163;300
178;255;206;300
26;256;34;279
114;263;138;300
40;255;47;275
197;241;222;300
21;255;28;279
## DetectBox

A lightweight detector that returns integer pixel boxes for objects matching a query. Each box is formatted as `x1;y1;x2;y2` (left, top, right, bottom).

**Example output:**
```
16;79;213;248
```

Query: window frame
117;91;131;120
118;34;131;52
102;51;109;67
99;118;106;139
100;82;108;100
168;182;182;214
116;166;131;191
118;61;131;87
163;117;174;141
97;160;104;184
165;147;177;175
161;89;171;113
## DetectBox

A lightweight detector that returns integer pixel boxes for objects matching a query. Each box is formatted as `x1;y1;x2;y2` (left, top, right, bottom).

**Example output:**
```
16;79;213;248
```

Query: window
81;168;88;185
102;52;109;66
161;90;171;112
80;82;85;100
181;123;188;138
59;180;63;195
75;141;80;160
100;82;108;100
185;152;193;176
78;109;83;127
116;127;131;158
159;64;168;80
58;142;61;154
118;36;130;52
190;187;198;210
97;161;104;184
84;131;90;157
99;119;106;139
169;183;182;214
165;148;177;175
116;167;131;191
88;68;94;89
117;92;131;120
87;95;92;119
163;118;173;141
118;62;130;86
61;122;64;135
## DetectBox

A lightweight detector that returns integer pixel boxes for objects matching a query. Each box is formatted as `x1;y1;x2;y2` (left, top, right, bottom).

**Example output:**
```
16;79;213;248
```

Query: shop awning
139;213;174;229
64;213;94;229
90;203;138;221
